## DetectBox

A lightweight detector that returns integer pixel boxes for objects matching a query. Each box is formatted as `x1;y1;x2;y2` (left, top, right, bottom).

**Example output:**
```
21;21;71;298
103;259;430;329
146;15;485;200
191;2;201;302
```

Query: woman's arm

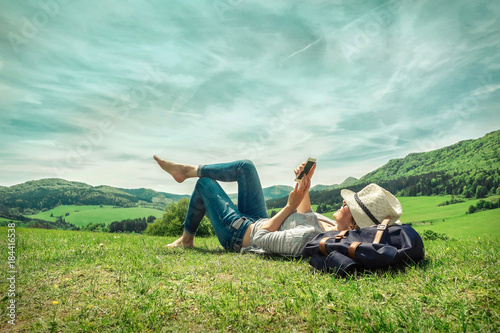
297;190;312;214
295;162;316;214
259;174;311;232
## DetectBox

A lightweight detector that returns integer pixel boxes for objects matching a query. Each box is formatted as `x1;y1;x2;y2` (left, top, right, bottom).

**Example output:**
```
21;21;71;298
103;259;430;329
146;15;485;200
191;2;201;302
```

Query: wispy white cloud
19;139;59;147
0;0;499;194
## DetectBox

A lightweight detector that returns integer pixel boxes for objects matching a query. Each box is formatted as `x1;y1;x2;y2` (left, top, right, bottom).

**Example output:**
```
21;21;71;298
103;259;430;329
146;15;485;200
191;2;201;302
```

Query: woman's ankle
181;232;194;247
185;165;198;179
165;233;194;248
154;155;198;183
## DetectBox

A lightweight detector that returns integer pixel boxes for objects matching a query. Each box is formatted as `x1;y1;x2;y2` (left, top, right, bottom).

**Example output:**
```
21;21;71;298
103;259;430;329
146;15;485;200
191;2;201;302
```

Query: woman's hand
287;174;311;210
259;164;314;232
294;161;316;180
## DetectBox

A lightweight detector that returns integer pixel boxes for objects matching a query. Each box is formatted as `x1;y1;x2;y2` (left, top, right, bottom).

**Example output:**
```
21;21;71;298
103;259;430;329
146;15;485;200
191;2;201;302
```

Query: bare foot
165;234;194;248
153;155;196;183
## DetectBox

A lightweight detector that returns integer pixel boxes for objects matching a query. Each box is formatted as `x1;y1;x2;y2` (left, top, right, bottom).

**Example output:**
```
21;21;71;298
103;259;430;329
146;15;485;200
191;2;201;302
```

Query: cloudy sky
1;0;499;195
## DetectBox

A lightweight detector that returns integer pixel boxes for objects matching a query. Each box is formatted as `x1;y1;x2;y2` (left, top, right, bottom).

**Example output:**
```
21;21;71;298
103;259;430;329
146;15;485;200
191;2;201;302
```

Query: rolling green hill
311;176;359;192
356;130;500;198
119;188;189;203
290;130;500;210
0;178;138;213
228;185;295;202
360;129;500;182
0;179;185;215
270;130;499;202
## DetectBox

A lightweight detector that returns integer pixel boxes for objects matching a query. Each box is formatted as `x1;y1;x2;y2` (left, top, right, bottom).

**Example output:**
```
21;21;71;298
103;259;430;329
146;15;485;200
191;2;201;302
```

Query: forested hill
0;179;183;215
268;130;500;209
0;179;289;215
118;188;189;203
360;129;500;182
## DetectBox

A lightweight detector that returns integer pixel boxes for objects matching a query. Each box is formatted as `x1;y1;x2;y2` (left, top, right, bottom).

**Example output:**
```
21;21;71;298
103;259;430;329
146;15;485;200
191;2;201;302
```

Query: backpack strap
319;230;350;255
319;237;331;255
348;218;390;259
348;242;362;260
373;217;391;244
319;219;392;260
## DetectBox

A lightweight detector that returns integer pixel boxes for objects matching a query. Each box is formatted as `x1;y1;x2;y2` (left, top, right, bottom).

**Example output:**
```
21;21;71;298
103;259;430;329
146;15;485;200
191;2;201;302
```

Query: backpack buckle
334;229;349;240
377;224;387;231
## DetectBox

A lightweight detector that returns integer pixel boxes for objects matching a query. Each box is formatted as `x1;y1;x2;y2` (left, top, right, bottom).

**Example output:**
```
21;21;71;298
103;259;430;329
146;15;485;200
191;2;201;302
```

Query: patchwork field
27;205;165;227
0;217;21;224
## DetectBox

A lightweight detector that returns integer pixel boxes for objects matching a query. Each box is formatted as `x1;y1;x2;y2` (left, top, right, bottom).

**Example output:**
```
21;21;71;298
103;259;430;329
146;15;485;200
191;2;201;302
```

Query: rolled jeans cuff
197;165;204;177
183;226;196;236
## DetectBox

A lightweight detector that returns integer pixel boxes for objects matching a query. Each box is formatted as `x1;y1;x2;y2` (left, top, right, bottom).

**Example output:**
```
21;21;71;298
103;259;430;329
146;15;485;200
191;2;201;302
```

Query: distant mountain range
1;129;499;215
0;179;180;214
227;176;359;202
311;176;359;192
268;129;500;208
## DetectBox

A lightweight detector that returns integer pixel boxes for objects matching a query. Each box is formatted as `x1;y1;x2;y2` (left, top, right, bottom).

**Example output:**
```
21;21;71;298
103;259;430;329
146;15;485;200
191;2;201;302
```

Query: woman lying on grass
153;156;401;256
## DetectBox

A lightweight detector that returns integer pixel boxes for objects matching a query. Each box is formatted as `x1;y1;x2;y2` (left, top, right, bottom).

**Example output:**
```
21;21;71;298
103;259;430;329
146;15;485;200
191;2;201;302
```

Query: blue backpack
301;222;425;276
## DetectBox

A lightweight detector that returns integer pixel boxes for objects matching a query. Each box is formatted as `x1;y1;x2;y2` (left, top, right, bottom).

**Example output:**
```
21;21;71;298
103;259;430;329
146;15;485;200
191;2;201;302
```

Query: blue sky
1;0;499;195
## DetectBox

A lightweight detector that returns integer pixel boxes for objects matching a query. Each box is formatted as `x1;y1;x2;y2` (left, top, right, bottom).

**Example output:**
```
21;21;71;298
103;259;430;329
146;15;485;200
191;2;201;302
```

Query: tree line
467;198;500;214
80;216;157;233
266;168;500;209
0;188;138;214
59;199;215;238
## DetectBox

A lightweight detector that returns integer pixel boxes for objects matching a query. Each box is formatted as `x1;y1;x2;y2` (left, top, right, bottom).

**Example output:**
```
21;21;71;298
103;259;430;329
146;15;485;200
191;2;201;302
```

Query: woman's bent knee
239;159;256;171
195;178;221;201
240;159;254;166
195;177;214;187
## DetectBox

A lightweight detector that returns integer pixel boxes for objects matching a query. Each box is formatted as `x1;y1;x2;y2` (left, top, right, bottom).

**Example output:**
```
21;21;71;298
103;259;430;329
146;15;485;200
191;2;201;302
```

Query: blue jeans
183;160;269;251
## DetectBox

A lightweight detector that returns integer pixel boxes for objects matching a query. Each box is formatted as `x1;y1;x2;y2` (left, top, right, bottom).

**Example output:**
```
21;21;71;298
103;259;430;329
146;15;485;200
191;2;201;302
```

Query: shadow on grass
307;257;433;280
161;246;228;255
162;244;433;279
259;253;309;263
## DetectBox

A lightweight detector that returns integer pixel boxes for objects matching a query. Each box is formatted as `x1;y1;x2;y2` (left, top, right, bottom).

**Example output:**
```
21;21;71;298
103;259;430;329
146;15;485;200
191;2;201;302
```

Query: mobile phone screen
295;158;316;181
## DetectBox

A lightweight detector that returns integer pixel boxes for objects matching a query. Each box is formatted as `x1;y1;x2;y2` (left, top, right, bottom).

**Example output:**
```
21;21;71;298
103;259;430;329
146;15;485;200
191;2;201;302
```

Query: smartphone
295;158;316;182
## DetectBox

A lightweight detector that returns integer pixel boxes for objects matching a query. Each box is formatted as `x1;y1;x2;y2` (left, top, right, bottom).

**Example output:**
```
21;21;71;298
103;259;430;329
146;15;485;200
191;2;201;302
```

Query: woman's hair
349;217;360;230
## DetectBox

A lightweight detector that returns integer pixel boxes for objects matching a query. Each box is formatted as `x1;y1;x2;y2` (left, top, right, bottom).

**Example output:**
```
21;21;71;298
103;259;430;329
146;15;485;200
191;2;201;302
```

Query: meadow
0;227;498;332
0;196;498;332
27;205;165;227
399;196;500;239
302;196;500;239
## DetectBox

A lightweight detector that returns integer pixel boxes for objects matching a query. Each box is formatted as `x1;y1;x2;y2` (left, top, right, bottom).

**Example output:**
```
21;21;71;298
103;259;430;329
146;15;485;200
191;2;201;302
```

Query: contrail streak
280;38;322;63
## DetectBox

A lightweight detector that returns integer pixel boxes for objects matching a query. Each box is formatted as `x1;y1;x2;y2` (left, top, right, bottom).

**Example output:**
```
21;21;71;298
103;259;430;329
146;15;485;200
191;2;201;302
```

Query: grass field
0;217;21;224
0;196;497;331
27;205;165;227
0;227;498;332
271;196;500;239
399;196;500;239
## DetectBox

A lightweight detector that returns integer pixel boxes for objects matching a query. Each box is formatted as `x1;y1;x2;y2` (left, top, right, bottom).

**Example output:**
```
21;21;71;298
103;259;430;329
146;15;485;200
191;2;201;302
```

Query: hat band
354;193;380;225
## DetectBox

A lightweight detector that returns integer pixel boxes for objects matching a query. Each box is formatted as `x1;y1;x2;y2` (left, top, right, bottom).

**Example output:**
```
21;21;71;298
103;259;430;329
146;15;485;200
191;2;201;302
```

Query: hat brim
341;189;374;228
341;187;403;228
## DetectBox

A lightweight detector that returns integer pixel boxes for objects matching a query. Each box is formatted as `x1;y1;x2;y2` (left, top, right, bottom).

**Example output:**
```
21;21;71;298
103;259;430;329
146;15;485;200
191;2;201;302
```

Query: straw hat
341;183;402;228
